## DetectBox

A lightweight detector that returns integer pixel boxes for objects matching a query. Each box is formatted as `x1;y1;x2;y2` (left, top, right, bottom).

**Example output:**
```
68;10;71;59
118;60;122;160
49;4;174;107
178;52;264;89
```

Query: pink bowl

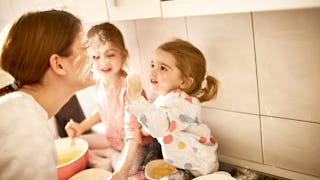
55;137;89;180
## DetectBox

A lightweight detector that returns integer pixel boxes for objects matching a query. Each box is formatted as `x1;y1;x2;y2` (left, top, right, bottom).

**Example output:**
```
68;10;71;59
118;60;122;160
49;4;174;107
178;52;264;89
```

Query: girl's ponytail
197;75;218;102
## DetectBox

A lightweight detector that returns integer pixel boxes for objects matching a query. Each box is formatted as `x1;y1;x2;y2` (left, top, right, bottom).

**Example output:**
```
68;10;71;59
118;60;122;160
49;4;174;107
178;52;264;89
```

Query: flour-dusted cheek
81;58;93;81
73;54;93;82
72;54;83;68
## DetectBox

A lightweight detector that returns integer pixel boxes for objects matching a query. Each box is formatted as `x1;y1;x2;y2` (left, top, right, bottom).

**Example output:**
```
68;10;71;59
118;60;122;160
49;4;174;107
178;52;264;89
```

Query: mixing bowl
69;168;112;180
55;137;89;180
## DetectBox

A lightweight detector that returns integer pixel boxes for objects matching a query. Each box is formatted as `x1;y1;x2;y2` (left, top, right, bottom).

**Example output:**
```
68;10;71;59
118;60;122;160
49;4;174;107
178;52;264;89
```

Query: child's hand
126;73;142;102
141;127;150;136
65;120;83;137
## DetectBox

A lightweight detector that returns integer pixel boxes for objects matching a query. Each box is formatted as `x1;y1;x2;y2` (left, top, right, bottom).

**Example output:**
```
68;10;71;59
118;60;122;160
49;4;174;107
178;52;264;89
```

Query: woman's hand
126;73;142;102
65;119;83;137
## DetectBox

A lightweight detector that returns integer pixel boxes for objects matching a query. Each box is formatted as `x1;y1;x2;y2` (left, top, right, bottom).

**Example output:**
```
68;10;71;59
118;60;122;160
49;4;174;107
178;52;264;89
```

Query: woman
0;10;94;180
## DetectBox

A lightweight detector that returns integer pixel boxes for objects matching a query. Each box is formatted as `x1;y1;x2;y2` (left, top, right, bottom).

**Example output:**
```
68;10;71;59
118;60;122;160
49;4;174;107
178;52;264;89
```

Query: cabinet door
8;0;108;24
161;0;320;18
10;0;57;18
107;0;161;21
0;0;15;28
61;0;109;23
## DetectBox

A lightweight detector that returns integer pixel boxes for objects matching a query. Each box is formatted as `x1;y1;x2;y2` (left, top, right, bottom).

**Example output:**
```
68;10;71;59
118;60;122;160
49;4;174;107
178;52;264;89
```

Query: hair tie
201;74;208;89
10;81;20;90
0;80;20;96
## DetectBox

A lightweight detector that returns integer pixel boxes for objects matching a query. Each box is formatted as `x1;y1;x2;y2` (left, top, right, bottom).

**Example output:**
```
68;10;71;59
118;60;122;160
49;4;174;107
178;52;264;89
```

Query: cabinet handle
108;0;117;7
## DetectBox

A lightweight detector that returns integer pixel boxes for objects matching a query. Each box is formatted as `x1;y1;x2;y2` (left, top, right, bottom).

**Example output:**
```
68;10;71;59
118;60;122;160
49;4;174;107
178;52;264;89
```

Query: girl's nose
148;69;154;79
149;68;157;76
99;59;109;66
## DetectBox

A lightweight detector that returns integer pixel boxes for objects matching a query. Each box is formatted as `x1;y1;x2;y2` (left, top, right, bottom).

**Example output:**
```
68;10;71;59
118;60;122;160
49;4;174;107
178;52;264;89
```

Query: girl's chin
150;86;168;96
100;71;112;75
149;85;159;93
99;72;113;78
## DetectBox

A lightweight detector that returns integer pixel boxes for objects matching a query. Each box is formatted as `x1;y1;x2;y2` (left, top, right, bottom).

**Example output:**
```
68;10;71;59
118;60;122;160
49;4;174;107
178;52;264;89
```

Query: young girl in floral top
127;39;219;179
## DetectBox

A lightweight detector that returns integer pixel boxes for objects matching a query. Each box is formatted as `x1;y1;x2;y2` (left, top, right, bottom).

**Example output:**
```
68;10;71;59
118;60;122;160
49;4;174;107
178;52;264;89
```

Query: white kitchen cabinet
59;0;109;23
3;0;108;25
161;0;320;17
106;0;161;21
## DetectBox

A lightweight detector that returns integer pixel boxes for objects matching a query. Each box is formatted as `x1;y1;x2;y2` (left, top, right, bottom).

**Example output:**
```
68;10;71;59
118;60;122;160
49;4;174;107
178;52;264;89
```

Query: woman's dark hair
0;10;81;96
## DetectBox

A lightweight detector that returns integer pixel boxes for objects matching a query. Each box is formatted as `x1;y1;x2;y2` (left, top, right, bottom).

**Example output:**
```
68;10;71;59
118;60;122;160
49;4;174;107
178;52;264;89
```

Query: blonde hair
158;39;218;102
87;22;129;73
0;10;81;96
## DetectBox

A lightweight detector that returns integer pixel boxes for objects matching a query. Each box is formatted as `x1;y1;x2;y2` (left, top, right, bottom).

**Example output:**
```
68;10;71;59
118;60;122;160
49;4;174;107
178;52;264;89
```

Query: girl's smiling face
89;40;124;81
149;49;185;95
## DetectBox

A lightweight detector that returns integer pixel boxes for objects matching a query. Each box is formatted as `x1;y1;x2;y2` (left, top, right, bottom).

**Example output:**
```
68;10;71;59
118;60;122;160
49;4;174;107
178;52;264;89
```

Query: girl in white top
126;39;219;178
0;10;94;180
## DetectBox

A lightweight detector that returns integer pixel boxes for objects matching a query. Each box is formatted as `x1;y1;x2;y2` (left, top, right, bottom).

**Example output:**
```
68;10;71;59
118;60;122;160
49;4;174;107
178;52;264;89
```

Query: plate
193;172;237;180
69;168;112;180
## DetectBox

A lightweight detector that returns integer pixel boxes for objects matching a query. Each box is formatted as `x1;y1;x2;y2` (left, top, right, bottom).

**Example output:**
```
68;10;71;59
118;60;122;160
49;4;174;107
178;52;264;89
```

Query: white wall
107;8;320;180
1;6;319;180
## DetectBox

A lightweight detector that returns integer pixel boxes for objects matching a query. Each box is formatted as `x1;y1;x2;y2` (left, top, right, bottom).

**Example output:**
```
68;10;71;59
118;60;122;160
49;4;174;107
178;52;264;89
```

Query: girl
127;39;219;179
65;22;152;180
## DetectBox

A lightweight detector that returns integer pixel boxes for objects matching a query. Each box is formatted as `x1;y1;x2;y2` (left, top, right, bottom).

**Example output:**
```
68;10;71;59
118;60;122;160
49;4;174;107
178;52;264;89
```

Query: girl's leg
80;133;110;149
80;133;117;171
88;148;120;172
88;150;112;171
94;148;121;170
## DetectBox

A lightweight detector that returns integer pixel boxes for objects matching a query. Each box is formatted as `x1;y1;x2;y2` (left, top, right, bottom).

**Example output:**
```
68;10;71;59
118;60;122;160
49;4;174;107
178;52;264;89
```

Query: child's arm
65;111;101;137
126;76;167;137
126;73;143;102
126;74;198;137
129;94;201;138
111;139;139;179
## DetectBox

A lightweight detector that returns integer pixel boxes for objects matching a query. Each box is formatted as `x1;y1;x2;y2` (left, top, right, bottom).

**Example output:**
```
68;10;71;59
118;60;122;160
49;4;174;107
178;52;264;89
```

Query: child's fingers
65;119;77;137
126;73;143;101
126;73;141;84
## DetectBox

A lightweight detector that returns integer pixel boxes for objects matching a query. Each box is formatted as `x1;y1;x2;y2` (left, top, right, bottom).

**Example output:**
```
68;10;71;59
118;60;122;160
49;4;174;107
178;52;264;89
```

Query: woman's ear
180;77;194;90
49;54;66;75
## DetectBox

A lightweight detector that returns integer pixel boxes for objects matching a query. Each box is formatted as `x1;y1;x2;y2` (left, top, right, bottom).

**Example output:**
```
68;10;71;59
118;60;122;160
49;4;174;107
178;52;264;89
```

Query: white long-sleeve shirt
129;90;219;176
0;91;57;180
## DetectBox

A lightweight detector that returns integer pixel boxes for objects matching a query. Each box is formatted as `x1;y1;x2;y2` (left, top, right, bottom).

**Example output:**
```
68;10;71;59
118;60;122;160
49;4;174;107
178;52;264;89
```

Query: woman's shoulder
0;92;48;124
0;91;31;106
2;91;45;108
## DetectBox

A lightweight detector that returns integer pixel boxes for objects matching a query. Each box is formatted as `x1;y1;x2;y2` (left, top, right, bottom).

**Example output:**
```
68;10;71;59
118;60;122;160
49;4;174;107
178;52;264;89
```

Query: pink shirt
94;73;150;151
